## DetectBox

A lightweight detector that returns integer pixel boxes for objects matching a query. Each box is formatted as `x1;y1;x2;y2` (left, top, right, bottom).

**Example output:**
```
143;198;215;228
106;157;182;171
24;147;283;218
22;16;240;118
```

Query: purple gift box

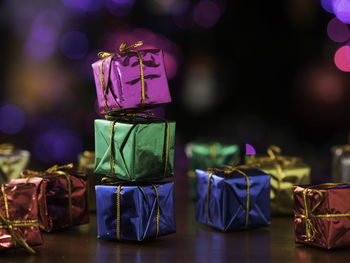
92;44;171;114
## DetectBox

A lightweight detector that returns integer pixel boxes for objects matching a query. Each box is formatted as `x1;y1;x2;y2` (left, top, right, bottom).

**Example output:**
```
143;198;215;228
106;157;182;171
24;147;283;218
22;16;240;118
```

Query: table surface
3;175;350;263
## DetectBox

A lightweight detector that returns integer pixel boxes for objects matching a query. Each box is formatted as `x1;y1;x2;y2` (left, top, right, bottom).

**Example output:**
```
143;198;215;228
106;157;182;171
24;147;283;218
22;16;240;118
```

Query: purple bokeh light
104;0;135;17
321;0;335;13
24;10;62;60
0;105;26;134
170;0;191;16
172;5;195;28
60;31;89;60
334;0;350;24
334;44;350;71
245;143;256;155
327;17;350;42
33;129;83;164
193;1;221;28
62;0;102;12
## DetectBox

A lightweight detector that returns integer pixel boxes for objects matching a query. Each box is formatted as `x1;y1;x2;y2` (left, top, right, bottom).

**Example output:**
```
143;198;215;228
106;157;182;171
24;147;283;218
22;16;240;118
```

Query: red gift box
0;183;43;253
9;164;89;232
294;183;350;249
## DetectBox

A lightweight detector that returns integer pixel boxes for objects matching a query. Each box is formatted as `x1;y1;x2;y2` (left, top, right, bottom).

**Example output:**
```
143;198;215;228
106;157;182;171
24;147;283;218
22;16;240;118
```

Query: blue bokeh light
0;104;26;134
104;0;135;17
60;31;89;60
321;0;335;13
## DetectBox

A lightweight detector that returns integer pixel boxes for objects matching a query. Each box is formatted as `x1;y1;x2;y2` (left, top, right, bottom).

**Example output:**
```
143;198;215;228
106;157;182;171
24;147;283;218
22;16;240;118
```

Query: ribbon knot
206;164;252;227
21;163;74;227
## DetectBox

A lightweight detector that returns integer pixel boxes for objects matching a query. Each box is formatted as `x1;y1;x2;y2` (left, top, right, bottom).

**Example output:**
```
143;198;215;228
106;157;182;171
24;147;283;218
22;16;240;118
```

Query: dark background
0;0;348;182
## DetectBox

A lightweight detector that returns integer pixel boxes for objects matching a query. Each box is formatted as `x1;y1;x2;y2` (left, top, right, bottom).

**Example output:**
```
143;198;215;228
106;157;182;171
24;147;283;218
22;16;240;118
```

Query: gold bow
247;145;299;192
97;41;145;112
106;112;170;180
21;163;74;227
0;144;15;155
206;164;252;227
0;185;39;253
102;179;160;240
295;183;350;242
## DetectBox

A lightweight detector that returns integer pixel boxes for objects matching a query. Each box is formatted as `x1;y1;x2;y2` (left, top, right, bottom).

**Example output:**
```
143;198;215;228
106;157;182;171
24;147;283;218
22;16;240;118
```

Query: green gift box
94;118;175;182
185;142;240;199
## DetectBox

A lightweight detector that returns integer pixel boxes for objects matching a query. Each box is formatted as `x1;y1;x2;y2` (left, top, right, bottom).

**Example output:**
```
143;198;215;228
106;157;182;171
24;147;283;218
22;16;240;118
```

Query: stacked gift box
92;41;176;241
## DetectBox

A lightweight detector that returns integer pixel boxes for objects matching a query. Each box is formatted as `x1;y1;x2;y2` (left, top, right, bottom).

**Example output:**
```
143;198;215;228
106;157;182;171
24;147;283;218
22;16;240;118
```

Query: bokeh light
334;45;350;71
104;0;135;17
0;105;26;134
193;1;221;28
60;31;89;60
245;143;256;155
172;4;195;28
24;10;62;60
327;17;350;42
61;0;102;12
321;0;334;13
333;0;350;24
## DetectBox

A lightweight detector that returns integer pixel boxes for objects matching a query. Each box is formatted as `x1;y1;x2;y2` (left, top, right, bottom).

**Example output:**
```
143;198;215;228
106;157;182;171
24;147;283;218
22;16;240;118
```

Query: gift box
196;165;271;231
9;164;89;232
294;183;350;249
94;118;175;182
0;144;30;184
246;145;311;215
96;181;176;241
185;142;240;199
0;183;43;253
92;41;171;114
331;145;350;183
77;151;103;212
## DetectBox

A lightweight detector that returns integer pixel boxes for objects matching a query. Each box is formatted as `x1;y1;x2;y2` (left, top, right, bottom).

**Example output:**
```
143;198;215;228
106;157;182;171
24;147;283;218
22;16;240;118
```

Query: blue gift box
96;181;176;241
196;166;271;231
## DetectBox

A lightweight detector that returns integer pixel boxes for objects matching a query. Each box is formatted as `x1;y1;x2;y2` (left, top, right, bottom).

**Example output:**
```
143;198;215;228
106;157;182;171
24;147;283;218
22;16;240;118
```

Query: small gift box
185;142;240;199
77;151;103;212
331;145;350;183
92;41;171;114
0;144;30;184
9;164;89;232
0;183;42;253
96;181;176;241
196;165;271;231
94;117;175;182
294;183;350;249
246;145;311;215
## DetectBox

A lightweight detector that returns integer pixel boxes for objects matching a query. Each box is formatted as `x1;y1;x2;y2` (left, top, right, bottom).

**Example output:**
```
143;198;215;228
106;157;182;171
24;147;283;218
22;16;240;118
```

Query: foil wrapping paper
94;119;175;182
185;142;240;199
0;184;43;251
331;145;350;183
96;182;176;241
294;184;350;249
246;155;310;215
9;172;89;232
77;151;102;212
0;150;30;184
92;49;171;114
196;168;270;231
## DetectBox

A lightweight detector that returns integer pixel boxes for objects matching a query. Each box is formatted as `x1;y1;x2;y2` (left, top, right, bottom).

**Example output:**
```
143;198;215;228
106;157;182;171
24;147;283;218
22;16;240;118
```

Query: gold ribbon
21;163;74;227
247;145;299;193
295;183;350;242
206;164;252;227
210;143;216;167
0;144;15;155
0;185;39;253
114;183;160;240
106;112;170;179
97;41;145;112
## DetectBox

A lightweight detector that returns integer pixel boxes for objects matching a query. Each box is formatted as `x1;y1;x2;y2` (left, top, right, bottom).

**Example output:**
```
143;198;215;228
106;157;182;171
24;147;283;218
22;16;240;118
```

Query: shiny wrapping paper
77;151;103;212
0;184;42;251
9;172;89;232
294;184;350;249
185;142;240;199
196;168;270;231
94;118;175;181
246;148;310;215
0;147;30;184
331;145;350;183
96;182;176;241
92;48;171;114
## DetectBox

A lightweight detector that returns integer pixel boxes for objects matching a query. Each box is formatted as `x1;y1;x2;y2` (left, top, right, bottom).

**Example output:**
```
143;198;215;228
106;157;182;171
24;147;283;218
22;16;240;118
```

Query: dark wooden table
3;173;350;262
